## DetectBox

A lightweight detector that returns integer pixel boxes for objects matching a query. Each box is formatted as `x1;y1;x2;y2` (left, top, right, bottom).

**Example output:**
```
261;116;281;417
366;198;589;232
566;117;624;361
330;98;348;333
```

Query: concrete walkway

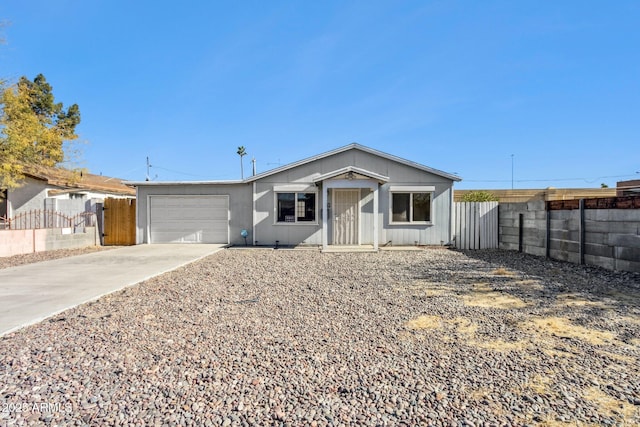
0;244;226;336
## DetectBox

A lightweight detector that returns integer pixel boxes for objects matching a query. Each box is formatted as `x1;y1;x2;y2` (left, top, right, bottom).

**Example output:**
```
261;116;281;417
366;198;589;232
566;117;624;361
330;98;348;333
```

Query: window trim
389;189;434;225
274;190;319;225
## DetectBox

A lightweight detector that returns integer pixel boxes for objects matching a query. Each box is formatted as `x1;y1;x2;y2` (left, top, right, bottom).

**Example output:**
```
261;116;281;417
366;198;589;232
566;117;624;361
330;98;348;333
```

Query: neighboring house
129;144;461;250
1;166;135;220
616;179;640;197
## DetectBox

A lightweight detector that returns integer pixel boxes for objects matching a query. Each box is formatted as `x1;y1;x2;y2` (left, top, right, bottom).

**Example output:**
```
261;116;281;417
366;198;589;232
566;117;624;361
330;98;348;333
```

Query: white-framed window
389;187;433;224
276;192;317;223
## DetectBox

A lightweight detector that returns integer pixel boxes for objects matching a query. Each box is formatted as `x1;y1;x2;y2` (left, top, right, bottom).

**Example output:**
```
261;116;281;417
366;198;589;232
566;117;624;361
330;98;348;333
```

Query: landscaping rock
1;248;639;425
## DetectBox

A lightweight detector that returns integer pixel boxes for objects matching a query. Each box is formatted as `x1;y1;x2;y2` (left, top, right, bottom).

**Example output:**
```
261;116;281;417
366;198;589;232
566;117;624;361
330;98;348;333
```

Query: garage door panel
151;231;201;243
149;196;229;244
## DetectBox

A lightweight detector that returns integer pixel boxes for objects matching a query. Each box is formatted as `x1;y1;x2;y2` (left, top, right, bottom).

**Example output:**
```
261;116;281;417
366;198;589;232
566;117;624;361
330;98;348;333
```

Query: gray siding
380;185;453;246
253;182;322;246
254;149;454;246
136;183;252;245
360;188;374;244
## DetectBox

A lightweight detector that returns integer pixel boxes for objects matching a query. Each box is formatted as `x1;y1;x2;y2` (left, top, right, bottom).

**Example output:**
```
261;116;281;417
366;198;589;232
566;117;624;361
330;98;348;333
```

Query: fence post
96;203;105;246
579;199;585;265
546;202;551;258
518;213;524;253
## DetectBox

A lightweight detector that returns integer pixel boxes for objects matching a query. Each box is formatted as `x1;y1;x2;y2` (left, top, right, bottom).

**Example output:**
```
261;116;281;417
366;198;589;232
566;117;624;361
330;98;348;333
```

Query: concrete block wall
549;209;581;264
44;198;89;218
499;202;640;273
499;201;547;257
584;210;640;272
0;227;98;257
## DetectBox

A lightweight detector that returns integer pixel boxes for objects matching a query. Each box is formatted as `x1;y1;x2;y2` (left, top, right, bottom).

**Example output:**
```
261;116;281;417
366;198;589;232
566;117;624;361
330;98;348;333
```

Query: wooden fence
0;209;95;231
453;202;499;250
103;198;136;245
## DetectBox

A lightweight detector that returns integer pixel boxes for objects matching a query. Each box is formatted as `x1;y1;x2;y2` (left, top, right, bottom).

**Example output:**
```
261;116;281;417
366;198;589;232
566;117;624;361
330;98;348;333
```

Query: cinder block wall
549;209;581;264
0;227;98;257
584;210;640;272
498;201;547;257
499;203;640;273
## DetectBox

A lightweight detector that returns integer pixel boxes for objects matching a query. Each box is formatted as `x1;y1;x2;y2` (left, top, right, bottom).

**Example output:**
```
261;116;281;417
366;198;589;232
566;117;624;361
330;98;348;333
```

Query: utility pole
511;154;514;190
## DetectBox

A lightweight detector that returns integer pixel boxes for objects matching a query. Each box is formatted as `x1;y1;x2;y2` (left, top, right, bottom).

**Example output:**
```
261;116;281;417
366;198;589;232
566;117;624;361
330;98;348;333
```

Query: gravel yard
1;248;639;426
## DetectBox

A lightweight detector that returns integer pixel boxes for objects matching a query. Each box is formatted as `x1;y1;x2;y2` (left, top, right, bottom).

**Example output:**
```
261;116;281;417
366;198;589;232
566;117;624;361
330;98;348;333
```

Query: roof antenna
146;156;152;181
252;157;257;176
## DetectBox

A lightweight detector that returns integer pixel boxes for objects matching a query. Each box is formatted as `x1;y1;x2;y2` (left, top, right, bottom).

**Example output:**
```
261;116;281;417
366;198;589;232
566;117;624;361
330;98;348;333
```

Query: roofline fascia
246;143;462;182
245;143;359;182
125;180;246;186
353;144;462;182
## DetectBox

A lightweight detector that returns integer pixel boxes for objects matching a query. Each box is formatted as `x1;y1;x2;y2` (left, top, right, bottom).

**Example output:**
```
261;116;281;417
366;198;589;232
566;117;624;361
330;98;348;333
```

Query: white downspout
252;181;257;246
373;184;379;251
322;183;328;250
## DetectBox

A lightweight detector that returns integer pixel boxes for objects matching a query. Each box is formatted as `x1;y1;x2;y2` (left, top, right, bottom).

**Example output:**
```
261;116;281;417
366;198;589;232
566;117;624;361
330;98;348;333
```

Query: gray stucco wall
8;177;50;215
8;178;115;219
135;183;253;245
253;149;454;246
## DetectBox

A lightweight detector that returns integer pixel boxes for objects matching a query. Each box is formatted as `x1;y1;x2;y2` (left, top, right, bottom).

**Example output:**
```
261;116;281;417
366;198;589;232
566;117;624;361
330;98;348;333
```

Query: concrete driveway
0;244;226;336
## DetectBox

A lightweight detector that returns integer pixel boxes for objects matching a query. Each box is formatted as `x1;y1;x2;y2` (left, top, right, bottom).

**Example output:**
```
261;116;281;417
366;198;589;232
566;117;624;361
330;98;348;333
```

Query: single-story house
1;166;135;220
128;144;461;250
616;179;640;197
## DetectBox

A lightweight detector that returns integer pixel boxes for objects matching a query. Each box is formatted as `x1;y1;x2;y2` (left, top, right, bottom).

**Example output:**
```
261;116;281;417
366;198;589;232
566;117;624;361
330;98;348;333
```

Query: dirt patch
405;315;441;330
582;387;638;422
462;283;528;309
554;293;609;309
524;317;617;346
491;267;516;276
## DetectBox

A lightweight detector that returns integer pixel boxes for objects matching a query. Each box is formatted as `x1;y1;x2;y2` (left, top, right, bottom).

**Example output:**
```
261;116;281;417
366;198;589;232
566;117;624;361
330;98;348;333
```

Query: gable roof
24;166;135;196
128;143;461;186
312;166;389;183
246;143;461;183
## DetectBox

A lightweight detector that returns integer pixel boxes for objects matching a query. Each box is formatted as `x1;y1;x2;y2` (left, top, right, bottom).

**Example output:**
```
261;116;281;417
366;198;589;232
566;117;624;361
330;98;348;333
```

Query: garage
149;195;229;243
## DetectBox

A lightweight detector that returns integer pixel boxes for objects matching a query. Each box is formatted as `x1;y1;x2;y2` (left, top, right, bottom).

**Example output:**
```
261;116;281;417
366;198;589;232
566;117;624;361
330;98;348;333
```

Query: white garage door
149;195;229;243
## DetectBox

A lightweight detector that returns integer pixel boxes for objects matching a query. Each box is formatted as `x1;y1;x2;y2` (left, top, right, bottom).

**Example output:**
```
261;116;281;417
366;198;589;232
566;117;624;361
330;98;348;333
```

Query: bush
461;191;499;202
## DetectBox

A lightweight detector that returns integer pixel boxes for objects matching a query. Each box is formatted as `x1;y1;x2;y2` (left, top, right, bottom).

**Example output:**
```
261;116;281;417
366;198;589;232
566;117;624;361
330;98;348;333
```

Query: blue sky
2;1;638;189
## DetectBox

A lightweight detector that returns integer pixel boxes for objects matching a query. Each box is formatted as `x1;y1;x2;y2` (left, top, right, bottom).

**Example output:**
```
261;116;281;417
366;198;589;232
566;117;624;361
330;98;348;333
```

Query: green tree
0;74;81;188
461;190;499;202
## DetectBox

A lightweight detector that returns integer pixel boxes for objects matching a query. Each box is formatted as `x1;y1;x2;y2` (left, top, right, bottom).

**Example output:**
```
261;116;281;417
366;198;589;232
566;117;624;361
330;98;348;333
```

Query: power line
464;173;638;184
150;164;233;179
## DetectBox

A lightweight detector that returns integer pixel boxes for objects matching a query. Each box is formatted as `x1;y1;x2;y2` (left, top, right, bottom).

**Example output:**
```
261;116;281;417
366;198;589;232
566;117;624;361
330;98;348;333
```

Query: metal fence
0;209;96;231
453;201;499;250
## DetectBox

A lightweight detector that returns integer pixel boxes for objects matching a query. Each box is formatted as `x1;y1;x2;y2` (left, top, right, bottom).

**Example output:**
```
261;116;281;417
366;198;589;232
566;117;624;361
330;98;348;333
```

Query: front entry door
333;189;359;245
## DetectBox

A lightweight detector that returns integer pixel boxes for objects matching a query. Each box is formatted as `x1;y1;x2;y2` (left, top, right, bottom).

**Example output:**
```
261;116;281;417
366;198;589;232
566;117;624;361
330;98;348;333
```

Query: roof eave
246;143;461;182
125;180;246;186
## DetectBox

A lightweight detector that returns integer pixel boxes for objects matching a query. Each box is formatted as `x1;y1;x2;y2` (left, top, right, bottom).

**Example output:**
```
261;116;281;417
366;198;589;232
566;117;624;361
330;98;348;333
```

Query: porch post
322;183;328;250
373;184;379;251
